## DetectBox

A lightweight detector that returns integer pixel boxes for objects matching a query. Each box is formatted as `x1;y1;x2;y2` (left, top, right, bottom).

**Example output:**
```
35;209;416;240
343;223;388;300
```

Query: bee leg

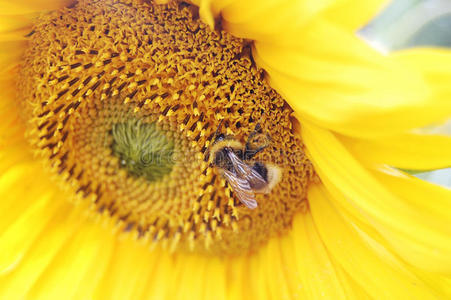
245;123;260;156
244;145;267;160
245;123;261;143
212;119;225;142
245;123;271;160
253;123;262;133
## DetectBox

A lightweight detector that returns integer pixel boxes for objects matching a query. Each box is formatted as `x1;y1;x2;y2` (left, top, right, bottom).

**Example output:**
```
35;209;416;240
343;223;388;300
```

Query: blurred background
359;0;451;188
361;0;451;51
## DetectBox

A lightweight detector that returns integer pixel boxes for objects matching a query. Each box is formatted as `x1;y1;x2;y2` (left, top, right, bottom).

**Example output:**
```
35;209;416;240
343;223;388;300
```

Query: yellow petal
309;183;437;299
0;0;72;15
302;122;451;274
0;97;54;239
0;2;72;74
140;252;178;299
0;78;25;139
222;0;337;42
0;40;27;74
26;222;114;300
282;213;347;299
412;271;451;299
198;2;451;139
0;165;36;231
332;264;372;299
194;0;388;48
0;203;83;299
329;185;451;299
354;203;451;299
322;0;389;30
225;256;251;300
262;238;293;300
203;258;226;300
193;0;338;38
322;185;451;298
248;244;270;300
0;14;34;40
251;19;451;138
371;167;451;232
0;187;64;275
173;254;207;300
72;232;115;300
341;132;451;170
93;236;160;300
394;48;451;97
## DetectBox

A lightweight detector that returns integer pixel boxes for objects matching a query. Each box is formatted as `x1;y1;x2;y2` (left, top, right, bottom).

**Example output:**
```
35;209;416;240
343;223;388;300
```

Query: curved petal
0;0;72;15
309;183;439;299
140;253;178;300
355;222;451;299
0;205;85;299
322;0;389;31
0;41;27;74
141;253;225;300
341;132;451;170
282;213;347;299
0;179;65;275
173;254;207;300
371;167;451;227
393;48;451;96
26;223;114;300
0;1;73;73
231;208;366;300
221;1;337;42
0;78;31;166
252;20;451;138
203;258;226;300
302;122;451;274
192;1;451;138
61;226;114;300
331;264;372;299
224;256;249;300
317;182;451;298
196;0;388;40
0;100;104;298
411;271;451;299
0;15;35;40
261;238;293;300
93;238;162;300
0;165;38;232
248;244;271;300
193;0;339;37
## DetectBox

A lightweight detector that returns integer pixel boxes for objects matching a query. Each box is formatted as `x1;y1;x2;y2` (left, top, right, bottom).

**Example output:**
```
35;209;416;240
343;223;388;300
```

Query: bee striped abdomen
251;162;268;183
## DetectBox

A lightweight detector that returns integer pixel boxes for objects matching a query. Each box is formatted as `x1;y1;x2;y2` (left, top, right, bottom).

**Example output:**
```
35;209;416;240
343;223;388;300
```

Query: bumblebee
208;123;281;209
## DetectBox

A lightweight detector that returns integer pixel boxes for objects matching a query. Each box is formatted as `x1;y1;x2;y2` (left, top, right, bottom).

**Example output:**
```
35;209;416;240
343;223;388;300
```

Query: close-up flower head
0;0;450;299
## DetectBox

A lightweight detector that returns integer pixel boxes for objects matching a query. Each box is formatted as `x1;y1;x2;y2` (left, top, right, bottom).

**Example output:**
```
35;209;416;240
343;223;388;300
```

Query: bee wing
226;150;267;190
222;169;258;209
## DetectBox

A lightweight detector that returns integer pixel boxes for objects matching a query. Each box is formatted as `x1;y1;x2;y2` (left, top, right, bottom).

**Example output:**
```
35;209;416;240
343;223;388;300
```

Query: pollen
18;0;315;255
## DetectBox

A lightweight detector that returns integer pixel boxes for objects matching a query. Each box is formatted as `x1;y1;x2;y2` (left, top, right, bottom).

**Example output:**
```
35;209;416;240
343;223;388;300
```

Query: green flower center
112;120;175;182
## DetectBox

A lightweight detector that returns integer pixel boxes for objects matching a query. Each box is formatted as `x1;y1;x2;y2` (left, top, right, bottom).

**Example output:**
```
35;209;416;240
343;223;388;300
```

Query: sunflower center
112;120;175;182
19;0;315;255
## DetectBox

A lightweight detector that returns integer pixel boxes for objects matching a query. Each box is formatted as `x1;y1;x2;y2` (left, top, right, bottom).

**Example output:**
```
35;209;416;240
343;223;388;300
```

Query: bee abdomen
252;162;268;182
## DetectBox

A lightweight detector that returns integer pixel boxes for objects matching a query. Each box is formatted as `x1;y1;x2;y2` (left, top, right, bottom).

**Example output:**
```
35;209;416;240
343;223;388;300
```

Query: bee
208;122;281;209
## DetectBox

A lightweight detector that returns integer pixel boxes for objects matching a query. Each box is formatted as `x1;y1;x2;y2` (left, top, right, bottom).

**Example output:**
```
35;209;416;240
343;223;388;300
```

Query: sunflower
1;0;451;299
